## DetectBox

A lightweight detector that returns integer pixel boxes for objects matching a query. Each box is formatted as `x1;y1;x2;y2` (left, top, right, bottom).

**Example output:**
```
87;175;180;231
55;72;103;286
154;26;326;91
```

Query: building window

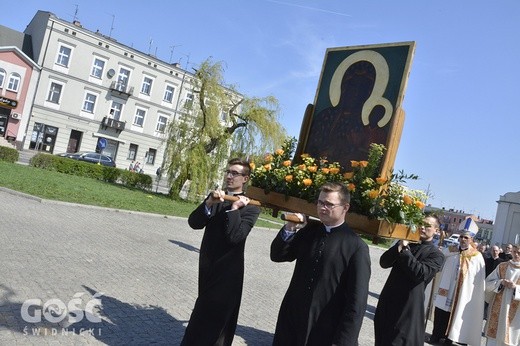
56;45;72;67
7;74;20;92
133;108;146;127
82;93;97;113
47;82;63;103
128;143;138;160
110;101;123;120
0;69;5;88
184;93;194;109
156;115;167;133
141;76;153;95
146;148;157;164
91;58;105;79
117;67;131;90
163;85;174;103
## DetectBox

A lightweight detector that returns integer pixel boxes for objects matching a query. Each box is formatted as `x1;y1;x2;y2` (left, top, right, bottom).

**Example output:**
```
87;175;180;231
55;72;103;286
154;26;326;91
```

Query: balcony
109;81;134;99
101;116;126;133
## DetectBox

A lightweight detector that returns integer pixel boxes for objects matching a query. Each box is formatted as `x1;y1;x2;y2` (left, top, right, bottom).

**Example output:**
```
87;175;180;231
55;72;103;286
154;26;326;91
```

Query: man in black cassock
374;215;445;346
181;158;260;346
271;182;371;346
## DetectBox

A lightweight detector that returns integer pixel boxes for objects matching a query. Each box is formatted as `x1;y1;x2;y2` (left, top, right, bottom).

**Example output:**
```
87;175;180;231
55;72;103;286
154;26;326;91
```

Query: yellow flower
264;154;273;163
351;161;360;167
347;183;356;191
298;164;306;170
275;148;284;156
303;178;312;186
321;168;330;174
301;153;310;159
263;163;272;171
368;189;379;199
329;167;340;174
249;162;256;170
359;161;369;168
403;195;413;205
285;175;293;182
376;177;387;185
307;165;318;173
415;200;425;209
343;172;354;179
282;160;292;167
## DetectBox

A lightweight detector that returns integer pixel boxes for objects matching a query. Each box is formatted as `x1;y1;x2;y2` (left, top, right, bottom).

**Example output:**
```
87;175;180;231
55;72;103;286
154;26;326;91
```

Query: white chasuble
434;246;486;345
485;261;520;346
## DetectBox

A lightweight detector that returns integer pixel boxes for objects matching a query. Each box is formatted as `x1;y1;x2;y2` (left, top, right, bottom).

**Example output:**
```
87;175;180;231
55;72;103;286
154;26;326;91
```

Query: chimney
73;20;82;27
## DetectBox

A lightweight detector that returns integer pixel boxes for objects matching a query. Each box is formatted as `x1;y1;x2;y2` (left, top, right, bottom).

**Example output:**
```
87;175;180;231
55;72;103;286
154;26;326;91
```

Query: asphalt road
0;188;484;345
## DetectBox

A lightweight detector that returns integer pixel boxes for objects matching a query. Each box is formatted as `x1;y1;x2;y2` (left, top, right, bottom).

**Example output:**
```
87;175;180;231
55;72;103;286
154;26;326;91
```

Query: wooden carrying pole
215;192;420;242
211;193;262;206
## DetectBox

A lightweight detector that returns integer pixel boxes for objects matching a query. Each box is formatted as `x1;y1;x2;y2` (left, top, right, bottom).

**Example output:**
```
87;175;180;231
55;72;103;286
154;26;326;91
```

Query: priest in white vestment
429;225;486;346
485;244;520;346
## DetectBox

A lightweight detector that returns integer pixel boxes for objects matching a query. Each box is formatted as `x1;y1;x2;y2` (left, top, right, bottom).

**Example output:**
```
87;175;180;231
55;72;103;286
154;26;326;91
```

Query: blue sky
3;0;519;220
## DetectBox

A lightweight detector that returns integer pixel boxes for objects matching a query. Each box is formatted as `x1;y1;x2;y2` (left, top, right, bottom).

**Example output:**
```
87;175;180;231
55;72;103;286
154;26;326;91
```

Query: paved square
0;188;483;345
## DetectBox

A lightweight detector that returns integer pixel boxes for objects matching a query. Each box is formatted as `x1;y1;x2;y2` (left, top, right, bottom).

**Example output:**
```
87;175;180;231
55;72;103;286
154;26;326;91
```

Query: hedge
29;153;153;190
0;146;19;163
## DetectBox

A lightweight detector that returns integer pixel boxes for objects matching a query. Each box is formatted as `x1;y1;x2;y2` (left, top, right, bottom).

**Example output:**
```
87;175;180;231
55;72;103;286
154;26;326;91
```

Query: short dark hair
424;214;441;229
320;182;350;204
228;158;251;176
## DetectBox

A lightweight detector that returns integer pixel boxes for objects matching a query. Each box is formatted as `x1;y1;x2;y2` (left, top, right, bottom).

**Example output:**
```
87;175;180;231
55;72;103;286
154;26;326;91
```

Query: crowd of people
179;157;519;345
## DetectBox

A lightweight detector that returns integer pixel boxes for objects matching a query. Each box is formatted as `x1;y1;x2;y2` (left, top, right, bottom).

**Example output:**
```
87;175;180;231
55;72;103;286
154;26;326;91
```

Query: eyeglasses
225;170;246;178
317;200;345;210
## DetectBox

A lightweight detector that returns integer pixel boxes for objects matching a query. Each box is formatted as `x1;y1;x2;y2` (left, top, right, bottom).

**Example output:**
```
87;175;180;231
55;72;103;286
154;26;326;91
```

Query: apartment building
424;205;494;242
13;10;197;174
0;25;40;144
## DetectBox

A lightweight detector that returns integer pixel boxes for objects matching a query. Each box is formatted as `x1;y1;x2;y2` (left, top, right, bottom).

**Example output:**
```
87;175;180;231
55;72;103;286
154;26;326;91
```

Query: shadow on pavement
1;282;275;345
368;290;380;299
0;284;186;344
365;303;376;321
235;324;274;345
169;240;200;253
67;285;186;344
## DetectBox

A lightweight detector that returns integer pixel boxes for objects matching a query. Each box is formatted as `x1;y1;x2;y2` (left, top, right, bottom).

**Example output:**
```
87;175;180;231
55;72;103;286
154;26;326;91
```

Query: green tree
164;58;286;200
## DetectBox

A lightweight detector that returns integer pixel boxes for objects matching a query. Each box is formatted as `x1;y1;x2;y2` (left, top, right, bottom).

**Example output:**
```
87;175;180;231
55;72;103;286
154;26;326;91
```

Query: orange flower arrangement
250;138;428;228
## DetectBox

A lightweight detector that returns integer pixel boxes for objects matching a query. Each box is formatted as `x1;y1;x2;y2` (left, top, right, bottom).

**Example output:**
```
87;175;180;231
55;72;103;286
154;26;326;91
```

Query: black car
60;152;116;167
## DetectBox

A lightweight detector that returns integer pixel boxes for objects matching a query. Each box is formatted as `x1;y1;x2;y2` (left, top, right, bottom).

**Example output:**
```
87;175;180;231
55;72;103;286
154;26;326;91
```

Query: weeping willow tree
164;58;286;200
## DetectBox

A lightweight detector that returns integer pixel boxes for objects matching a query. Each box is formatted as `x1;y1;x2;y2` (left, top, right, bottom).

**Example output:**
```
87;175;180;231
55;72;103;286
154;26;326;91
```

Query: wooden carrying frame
245;186;420;242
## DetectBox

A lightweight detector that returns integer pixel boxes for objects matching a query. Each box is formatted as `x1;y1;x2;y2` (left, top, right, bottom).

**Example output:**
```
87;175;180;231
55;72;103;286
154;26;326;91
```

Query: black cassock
374;240;445;346
181;195;260;346
271;221;371;346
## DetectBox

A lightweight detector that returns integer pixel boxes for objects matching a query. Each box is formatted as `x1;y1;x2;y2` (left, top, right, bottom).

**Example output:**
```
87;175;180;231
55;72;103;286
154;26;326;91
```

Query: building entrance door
67;130;82;153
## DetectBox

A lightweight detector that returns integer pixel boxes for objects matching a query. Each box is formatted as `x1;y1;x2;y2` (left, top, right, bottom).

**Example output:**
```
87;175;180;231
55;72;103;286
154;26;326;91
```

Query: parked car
443;233;460;247
58;151;116;167
56;152;76;158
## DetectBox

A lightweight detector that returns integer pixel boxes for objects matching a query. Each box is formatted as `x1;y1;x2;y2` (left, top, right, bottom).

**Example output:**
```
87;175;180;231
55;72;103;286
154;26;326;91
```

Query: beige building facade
18;10;197;174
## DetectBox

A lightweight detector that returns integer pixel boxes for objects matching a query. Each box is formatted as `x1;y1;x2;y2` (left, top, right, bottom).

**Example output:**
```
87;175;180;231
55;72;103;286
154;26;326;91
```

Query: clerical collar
226;191;243;196
324;222;344;233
